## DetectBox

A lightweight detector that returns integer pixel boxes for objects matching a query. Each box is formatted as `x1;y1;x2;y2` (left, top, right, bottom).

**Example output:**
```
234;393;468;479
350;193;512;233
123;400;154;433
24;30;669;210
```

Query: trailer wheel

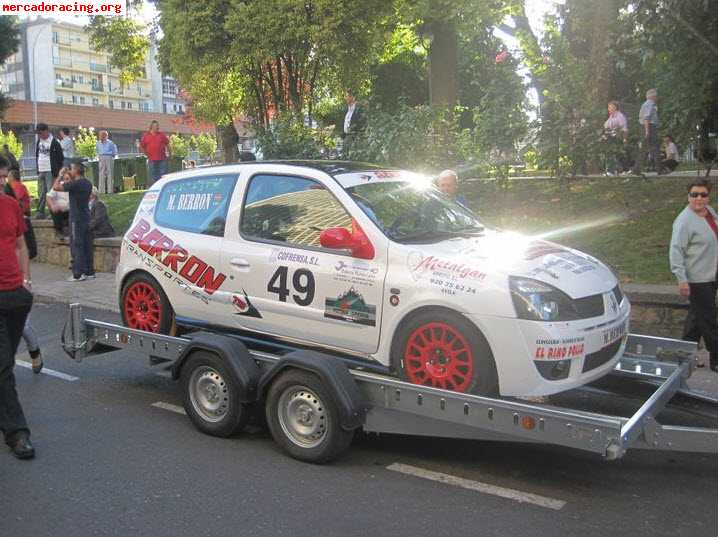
393;310;499;395
121;273;176;335
181;351;248;437
265;370;354;463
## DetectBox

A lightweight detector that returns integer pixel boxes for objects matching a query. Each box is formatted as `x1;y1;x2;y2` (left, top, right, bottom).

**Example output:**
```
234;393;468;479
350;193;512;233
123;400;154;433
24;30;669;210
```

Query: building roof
3;100;213;134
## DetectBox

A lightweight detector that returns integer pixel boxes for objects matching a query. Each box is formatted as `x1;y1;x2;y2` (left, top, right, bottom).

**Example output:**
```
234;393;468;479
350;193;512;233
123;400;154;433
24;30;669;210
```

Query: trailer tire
392;309;499;396
120;273;177;335
265;370;354;463
181;351;249;437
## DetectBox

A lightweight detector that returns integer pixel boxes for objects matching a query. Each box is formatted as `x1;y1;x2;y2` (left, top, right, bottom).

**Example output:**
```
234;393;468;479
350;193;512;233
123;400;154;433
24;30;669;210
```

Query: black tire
180;351;249;437
391;309;499;396
265;370;354;463
120;272;177;335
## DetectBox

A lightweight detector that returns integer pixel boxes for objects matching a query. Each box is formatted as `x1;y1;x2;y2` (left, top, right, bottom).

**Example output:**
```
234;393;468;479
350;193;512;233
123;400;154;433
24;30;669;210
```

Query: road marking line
151;401;186;415
16;360;79;382
386;463;566;511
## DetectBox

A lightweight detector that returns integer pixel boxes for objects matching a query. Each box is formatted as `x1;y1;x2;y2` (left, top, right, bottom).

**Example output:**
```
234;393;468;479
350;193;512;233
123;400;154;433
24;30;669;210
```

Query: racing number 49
268;266;315;306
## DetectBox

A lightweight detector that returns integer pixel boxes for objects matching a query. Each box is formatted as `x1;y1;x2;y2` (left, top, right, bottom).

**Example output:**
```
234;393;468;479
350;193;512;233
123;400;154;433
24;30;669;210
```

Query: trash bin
85;160;99;188
134;155;148;189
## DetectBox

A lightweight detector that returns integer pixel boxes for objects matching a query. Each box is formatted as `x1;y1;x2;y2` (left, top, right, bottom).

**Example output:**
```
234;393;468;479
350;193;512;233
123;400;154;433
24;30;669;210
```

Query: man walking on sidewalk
96;130;118;194
0;155;35;459
635;89;664;175
53;162;94;282
35;123;64;219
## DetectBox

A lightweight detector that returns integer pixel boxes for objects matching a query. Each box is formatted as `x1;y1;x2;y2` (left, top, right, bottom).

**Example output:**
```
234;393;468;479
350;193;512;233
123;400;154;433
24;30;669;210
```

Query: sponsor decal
333;259;379;287
602;320;628;346
324;287;377;326
533;336;585;360
407;252;485;296
165;192;216;212
137;191;159;215
269;249;320;266
126;219;227;296
525;241;598;276
524;241;570;260
232;290;262;318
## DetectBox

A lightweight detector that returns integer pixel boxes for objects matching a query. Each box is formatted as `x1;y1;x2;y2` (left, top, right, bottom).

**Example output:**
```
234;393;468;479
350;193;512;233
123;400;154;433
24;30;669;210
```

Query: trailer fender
172;332;260;403
259;350;369;430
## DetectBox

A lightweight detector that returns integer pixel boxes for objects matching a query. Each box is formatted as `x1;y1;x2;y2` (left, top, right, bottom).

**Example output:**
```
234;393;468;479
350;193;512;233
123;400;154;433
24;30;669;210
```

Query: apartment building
0;18;188;115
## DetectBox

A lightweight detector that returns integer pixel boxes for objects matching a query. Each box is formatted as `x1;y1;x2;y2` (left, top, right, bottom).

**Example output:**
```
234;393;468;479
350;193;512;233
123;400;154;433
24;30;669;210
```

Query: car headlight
509;277;576;322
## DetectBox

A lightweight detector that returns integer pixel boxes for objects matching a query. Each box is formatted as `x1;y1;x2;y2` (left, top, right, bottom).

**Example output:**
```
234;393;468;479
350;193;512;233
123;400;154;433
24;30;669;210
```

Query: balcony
90;63;107;73
56;80;74;89
91;83;104;92
52;57;72;67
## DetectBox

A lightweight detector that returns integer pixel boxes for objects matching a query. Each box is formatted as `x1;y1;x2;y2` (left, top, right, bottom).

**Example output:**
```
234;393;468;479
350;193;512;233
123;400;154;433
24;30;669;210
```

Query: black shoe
8;433;35;460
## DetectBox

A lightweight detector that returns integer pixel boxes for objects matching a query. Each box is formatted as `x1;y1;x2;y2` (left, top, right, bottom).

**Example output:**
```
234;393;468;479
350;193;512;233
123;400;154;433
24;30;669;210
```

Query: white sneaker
67;275;87;282
85;274;96;280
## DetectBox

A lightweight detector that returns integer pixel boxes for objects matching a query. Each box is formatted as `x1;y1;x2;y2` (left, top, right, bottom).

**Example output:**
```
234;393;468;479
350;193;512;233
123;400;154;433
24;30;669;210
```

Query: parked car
117;161;629;397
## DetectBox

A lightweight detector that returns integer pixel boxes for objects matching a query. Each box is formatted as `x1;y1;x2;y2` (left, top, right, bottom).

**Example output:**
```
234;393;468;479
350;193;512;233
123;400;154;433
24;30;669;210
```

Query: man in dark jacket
342;90;366;158
35;123;64;219
89;187;115;238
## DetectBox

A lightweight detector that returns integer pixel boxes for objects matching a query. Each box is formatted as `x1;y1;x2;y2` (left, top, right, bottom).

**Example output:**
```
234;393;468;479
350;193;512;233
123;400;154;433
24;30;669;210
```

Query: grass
465;176;691;284
22;175;693;284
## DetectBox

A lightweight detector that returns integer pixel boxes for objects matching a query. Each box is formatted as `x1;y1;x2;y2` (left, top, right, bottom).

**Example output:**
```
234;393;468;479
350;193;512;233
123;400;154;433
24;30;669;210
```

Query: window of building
56;96;64;104
121;101;126;109
52;31;59;44
109;100;114;109
163;103;167;114
92;97;99;106
80;96;85;105
241;175;352;248
72;95;77;104
155;174;238;237
127;102;132;110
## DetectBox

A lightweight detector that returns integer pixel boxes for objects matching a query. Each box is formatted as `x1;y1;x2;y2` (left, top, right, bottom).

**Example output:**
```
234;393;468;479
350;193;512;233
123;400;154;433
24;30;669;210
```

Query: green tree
193;133;218;159
0;16;20;118
75;127;98;159
0;130;22;160
168;134;190;159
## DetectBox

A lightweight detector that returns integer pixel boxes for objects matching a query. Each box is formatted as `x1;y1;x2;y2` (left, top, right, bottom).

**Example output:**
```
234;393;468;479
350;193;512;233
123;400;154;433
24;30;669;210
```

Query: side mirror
320;220;375;260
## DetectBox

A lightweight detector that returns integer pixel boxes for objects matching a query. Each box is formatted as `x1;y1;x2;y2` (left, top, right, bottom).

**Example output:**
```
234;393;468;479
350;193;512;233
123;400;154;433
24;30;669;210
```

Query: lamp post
30;26;43;133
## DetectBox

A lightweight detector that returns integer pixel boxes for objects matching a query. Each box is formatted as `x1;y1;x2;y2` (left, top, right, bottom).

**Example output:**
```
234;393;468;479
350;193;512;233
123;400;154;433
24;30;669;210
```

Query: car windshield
345;181;484;243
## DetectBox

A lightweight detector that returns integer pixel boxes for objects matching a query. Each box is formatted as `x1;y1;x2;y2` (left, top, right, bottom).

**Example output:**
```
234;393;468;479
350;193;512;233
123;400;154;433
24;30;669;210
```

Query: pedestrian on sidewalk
140;120;170;186
59;127;75;168
1;171;42;374
53;162;94;282
670;178;718;372
602;101;629;175
96;130;118;194
0;155;35;459
34;123;64;219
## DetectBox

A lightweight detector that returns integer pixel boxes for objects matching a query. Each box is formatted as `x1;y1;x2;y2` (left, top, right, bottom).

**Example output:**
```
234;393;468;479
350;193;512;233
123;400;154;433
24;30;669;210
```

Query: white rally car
117;161;630;397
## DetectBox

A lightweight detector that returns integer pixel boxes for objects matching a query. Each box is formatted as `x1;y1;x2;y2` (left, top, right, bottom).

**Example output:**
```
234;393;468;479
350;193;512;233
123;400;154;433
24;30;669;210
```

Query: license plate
602;320;628;346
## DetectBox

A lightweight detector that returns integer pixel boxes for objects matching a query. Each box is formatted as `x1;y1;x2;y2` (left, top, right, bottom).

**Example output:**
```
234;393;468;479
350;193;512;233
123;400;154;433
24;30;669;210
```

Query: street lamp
30;26;43;133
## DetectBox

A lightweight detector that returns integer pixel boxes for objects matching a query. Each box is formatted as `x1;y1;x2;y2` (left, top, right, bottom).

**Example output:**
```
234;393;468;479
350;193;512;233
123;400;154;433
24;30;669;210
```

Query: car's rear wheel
392;310;498;395
120;273;176;335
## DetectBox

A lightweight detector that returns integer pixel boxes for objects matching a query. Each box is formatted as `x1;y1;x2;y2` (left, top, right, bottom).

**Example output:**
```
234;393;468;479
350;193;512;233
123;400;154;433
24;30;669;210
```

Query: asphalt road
3;302;718;537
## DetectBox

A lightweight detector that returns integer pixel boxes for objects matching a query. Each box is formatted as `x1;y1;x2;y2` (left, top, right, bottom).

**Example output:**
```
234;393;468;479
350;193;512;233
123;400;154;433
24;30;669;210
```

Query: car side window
241;174;352;248
155;174;237;237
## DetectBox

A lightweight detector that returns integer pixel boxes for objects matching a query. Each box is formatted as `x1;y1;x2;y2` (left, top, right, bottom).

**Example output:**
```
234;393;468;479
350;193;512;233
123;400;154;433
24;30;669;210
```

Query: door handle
230;258;251;268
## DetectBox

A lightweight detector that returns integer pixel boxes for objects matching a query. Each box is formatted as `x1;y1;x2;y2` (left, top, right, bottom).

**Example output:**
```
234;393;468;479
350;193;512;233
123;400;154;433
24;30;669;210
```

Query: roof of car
257;160;395;177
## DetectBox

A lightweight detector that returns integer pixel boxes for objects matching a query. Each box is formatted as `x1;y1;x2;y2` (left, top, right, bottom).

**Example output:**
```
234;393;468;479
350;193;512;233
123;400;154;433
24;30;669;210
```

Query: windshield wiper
393;228;484;243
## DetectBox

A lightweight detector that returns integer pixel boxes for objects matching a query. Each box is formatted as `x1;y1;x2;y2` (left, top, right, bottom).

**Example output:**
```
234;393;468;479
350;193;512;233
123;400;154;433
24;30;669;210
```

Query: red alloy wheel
403;322;475;392
123;281;163;333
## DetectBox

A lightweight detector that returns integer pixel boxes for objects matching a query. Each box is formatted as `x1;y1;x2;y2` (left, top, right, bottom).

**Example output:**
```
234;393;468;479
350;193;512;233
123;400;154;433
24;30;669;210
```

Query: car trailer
62;304;718;463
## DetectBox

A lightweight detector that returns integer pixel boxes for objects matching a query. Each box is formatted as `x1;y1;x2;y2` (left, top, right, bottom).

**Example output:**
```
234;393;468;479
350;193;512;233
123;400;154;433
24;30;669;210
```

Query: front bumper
468;298;631;397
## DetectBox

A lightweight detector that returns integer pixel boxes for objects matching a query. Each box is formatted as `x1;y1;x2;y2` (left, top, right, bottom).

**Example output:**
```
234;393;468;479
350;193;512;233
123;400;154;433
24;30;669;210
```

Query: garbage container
134;155;148;189
84;160;99;188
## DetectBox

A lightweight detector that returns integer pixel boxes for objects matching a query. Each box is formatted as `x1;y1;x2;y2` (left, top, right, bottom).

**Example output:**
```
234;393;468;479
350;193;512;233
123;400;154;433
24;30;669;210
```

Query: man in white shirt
342;90;365;158
96;130;119;194
59;128;75;167
34;123;63;218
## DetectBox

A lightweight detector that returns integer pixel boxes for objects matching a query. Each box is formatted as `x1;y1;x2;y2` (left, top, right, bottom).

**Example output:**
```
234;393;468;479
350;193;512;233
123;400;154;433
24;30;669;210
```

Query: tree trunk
217;120;239;164
428;18;458;106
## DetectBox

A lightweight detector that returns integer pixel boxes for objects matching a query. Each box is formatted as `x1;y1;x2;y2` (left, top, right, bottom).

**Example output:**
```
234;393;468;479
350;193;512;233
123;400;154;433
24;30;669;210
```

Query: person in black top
53;162;94;281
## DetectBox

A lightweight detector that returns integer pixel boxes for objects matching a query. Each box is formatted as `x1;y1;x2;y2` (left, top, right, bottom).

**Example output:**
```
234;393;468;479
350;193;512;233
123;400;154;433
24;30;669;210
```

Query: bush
255;113;335;159
0;129;22;159
169;134;190;158
192;133;217;159
75;127;97;159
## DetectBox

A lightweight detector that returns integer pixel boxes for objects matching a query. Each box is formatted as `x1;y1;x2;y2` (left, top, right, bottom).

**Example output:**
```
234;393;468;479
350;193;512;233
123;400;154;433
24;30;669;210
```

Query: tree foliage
0;16;20;118
88;15;150;86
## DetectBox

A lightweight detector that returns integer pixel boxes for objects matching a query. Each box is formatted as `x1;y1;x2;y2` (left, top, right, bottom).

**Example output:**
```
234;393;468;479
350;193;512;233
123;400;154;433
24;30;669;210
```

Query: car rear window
155;174;237;236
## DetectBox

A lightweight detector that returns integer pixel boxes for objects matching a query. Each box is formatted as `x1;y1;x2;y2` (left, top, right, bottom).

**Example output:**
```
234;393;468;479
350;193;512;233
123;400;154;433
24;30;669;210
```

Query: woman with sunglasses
670;178;718;372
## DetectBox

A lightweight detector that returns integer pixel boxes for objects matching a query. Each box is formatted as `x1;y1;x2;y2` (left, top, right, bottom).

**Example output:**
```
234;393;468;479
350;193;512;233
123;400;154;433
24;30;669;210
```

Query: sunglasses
689;192;710;198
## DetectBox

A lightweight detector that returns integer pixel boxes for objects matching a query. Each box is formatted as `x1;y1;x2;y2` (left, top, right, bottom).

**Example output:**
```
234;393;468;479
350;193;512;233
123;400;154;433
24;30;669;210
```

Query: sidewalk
31;261;118;313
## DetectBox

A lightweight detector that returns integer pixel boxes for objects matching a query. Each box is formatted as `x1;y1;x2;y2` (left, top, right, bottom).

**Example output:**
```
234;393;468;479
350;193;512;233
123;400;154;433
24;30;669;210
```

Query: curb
33;291;119;314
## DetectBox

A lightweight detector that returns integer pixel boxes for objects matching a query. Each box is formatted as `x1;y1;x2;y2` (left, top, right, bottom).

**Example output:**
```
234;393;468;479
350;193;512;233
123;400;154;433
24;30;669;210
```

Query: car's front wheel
392;310;498;395
120;273;176;335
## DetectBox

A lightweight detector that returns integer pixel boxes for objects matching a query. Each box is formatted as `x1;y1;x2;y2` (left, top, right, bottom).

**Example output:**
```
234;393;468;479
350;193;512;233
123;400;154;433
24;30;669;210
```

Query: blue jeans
36;171;53;215
0;286;33;444
147;159;168;186
71;220;94;278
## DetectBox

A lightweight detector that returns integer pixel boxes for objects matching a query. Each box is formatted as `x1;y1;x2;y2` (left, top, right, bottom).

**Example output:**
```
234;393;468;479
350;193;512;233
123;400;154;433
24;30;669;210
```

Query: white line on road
16;360;79;382
151;401;186;415
386;463;566;511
